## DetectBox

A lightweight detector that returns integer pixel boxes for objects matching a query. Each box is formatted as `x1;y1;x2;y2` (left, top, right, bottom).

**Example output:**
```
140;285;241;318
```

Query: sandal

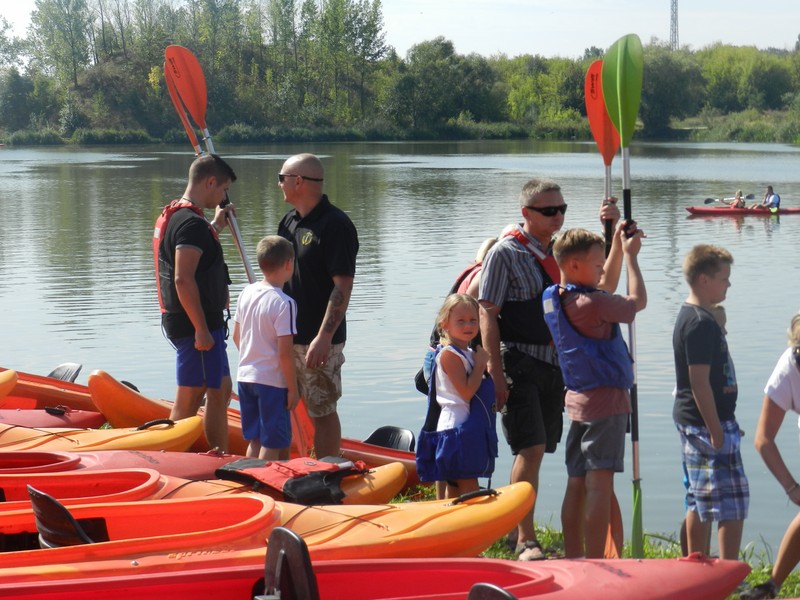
516;540;546;561
739;581;778;600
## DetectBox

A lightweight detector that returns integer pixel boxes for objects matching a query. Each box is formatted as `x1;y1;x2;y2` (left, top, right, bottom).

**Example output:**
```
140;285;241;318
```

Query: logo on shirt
301;231;314;246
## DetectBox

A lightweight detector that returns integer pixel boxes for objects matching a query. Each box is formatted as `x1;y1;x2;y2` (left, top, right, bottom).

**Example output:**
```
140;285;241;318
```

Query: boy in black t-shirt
672;244;747;561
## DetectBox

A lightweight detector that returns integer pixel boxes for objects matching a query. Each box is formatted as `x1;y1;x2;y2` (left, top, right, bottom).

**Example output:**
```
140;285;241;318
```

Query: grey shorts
564;413;628;477
293;343;345;418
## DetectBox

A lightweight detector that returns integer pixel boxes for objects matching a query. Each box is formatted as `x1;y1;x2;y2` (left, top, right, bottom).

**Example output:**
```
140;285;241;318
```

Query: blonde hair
552;228;603;267
789;314;800;361
683;244;733;285
436;294;479;345
256;236;294;273
475;238;497;262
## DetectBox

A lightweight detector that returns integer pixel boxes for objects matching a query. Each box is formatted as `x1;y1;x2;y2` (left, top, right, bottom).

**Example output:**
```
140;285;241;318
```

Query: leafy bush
6;128;64;145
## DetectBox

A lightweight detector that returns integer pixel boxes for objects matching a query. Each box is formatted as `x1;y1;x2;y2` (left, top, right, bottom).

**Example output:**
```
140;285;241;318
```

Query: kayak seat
46;362;82;383
363;425;416;452
27;485;109;549
467;583;519;600
258;527;319;600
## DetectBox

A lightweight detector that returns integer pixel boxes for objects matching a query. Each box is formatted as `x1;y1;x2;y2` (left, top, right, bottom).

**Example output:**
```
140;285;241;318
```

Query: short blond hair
683;244;733;285
552;228;603;267
256;236;294;273
436;294;479;345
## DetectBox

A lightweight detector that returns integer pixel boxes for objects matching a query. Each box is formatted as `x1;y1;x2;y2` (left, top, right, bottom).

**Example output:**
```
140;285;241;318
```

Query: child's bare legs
584;468;614;558
718;519;743;560
260;447;290;461
435;481;447;500
561;476;586;558
246;439;262;458
685;509;712;555
445;478;479;499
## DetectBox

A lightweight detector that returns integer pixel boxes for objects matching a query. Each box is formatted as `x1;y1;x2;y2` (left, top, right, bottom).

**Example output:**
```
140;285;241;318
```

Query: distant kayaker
726;190;746;208
543;223;646;559
751;185;780;210
672;244;747;561
742;313;800;600
478;179;622;561
153;154;237;452
232;236;299;460
277;153;359;460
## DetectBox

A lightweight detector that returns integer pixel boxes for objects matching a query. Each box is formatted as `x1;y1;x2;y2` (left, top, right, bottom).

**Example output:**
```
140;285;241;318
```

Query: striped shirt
479;224;558;366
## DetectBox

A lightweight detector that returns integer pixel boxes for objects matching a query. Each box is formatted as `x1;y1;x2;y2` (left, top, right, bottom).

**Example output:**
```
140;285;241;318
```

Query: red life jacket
152;199;219;314
495;227;560;345
215;457;369;505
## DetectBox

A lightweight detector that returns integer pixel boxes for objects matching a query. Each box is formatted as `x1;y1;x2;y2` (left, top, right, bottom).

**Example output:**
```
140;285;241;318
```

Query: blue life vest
542;284;634;392
415;347;498;482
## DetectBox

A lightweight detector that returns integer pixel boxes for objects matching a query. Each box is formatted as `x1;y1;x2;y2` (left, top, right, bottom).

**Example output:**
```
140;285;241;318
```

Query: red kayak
2;552;749;600
0;449;241;478
0;407;106;429
88;369;421;489
0;368;96;412
686;205;800;216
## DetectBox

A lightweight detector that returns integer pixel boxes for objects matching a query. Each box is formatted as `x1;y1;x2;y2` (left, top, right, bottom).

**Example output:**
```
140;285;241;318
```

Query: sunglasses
524;204;568;217
278;173;324;183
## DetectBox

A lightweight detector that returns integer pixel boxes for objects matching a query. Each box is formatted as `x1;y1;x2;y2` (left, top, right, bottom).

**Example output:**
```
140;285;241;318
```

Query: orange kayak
89;369;420;487
0;482;533;583
1;553;750;600
0;417;203;452
0;368;96;412
0;461;407;508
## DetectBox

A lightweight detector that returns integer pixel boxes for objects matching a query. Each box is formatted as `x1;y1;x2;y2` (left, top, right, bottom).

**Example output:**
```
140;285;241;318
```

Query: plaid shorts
677;420;749;522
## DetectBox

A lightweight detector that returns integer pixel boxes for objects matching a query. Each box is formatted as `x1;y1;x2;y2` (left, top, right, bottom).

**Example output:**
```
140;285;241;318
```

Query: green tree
0;17;23;67
28;0;93;88
348;0;387;117
640;43;704;135
0;67;35;131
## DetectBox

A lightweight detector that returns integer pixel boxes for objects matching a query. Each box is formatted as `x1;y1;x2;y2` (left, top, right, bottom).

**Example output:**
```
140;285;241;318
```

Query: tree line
2;0;800;144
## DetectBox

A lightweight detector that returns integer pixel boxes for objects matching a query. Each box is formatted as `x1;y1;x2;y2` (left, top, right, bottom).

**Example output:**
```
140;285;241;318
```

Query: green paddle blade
602;34;643;149
631;478;644;558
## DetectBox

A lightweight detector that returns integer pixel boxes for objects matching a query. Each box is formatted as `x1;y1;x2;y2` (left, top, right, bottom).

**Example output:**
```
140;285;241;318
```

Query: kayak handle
450;488;498;505
136;418;175;430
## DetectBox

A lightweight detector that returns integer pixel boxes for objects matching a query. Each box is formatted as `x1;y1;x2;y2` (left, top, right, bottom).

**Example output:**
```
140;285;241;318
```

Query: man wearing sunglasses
277;153;359;459
479;178;621;561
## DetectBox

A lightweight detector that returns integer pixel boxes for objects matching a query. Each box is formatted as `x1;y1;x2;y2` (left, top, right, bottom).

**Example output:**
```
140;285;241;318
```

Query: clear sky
3;0;800;59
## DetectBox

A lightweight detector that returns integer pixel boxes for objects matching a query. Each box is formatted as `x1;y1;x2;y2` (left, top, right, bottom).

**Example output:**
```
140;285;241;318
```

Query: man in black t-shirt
277;153;358;459
154;154;237;451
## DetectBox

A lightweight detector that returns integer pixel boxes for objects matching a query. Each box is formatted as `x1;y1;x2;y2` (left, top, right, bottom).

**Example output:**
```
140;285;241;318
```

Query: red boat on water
686;205;800;216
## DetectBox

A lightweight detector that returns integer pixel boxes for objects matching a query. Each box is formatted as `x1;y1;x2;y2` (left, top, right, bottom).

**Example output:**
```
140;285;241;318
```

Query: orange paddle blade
164;45;208;129
164;63;203;156
585;59;620;167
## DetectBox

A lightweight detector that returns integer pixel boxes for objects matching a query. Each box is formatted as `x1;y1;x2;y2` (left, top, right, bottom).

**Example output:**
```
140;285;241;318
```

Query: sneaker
739;581;779;600
516;540;545;561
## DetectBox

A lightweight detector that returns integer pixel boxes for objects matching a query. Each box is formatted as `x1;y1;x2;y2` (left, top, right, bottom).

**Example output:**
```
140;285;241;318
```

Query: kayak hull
89;369;421;488
686;206;800;215
0;417;203;452
0;461;407;509
0;482;533;583
0;368;96;412
0;554;749;600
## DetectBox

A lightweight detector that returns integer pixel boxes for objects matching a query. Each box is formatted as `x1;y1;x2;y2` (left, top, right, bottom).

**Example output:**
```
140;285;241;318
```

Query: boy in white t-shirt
233;236;299;459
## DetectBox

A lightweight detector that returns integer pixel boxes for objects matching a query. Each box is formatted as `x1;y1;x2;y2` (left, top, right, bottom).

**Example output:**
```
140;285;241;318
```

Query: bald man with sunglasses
479;178;622;560
277;153;359;459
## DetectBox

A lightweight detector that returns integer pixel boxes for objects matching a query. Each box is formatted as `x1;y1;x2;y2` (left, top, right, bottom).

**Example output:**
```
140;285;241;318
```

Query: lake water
2;140;800;554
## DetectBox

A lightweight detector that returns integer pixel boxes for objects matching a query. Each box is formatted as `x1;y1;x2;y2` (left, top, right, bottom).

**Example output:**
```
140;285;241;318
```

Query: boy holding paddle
672;245;748;560
542;223;646;558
